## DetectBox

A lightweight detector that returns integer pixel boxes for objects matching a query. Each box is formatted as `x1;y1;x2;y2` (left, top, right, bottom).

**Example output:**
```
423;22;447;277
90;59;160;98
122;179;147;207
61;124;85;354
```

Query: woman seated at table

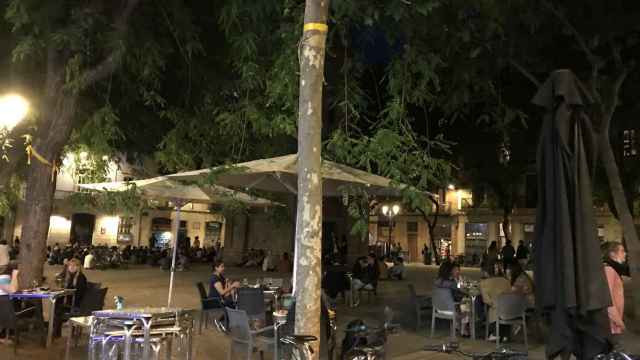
0;263;19;295
434;261;470;336
64;258;88;306
209;260;240;307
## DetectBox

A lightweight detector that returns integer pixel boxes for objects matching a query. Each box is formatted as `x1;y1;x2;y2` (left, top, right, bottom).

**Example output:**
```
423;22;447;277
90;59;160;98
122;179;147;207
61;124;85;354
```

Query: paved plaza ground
1;263;638;359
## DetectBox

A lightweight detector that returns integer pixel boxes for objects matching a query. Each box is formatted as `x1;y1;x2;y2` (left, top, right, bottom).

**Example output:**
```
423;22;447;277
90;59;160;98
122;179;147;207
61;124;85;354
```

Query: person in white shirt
83;252;95;269
0;240;10;271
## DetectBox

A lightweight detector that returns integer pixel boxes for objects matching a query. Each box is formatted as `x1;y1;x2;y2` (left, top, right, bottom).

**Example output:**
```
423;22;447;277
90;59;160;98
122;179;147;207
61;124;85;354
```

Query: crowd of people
45;240;225;271
236;248;293;273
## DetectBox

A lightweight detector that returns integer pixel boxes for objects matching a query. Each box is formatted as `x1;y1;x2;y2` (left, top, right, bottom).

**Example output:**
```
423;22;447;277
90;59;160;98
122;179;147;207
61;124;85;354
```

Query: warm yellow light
101;216;120;234
392;204;400;215
448;184;455;190
49;216;71;232
381;205;390;216
0;94;29;130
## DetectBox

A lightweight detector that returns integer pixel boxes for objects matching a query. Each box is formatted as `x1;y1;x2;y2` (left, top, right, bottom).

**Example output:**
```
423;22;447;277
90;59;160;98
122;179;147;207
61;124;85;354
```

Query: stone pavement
1;263;638;359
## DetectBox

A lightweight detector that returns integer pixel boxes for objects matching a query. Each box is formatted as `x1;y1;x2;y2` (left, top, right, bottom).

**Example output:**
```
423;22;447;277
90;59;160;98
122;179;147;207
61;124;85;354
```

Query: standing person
603;242;627;351
0;240;9;273
515;241;529;268
483;241;498;276
422;244;430;265
500;240;515;273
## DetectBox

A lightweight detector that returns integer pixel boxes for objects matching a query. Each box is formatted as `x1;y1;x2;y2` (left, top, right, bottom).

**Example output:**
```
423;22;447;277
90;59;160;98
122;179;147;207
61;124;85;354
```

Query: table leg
47;297;57;348
123;323;135;360
470;295;477;340
274;324;278;360
65;323;73;360
142;317;152;360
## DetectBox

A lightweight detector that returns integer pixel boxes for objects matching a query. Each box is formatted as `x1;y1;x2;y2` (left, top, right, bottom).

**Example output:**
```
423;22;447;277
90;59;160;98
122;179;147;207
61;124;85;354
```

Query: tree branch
602;66;632;133
78;0;143;88
508;59;541;88
542;0;604;101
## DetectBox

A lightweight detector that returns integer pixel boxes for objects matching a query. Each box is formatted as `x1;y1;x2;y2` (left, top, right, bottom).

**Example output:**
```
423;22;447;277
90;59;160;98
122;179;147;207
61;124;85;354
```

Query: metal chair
225;307;275;360
195;282;223;334
0;295;41;353
495;293;528;350
430;287;457;340
236;287;266;322
408;284;432;330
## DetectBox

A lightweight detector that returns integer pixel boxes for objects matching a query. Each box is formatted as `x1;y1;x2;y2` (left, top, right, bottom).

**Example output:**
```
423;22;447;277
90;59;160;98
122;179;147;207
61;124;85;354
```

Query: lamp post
381;204;400;257
0;94;29;131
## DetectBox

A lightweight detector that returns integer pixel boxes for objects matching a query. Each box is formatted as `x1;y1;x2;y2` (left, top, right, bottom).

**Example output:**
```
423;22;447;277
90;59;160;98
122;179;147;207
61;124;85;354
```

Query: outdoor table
10;288;76;348
346;272;355;307
458;282;481;340
65;316;93;360
91;307;190;360
272;310;288;360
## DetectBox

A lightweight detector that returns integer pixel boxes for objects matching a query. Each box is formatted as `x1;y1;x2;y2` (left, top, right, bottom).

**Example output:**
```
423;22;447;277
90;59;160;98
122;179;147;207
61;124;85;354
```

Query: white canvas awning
167;154;402;197
78;176;276;206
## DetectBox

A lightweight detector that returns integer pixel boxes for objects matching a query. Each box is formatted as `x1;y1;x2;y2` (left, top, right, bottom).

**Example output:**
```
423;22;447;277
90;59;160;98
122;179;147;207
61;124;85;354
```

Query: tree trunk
18;92;78;287
600;134;640;317
294;1;329;358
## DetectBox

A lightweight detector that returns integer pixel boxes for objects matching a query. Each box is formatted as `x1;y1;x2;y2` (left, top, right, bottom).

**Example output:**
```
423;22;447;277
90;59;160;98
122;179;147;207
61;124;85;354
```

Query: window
117;217;134;243
623;129;637;157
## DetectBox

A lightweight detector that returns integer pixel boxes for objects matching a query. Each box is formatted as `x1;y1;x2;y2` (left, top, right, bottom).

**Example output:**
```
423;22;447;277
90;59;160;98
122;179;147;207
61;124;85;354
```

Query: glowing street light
0;94;29;131
381;203;401;256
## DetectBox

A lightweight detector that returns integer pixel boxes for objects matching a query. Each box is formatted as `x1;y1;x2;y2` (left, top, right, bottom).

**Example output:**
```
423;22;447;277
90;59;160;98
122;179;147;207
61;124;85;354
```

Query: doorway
70;213;96;247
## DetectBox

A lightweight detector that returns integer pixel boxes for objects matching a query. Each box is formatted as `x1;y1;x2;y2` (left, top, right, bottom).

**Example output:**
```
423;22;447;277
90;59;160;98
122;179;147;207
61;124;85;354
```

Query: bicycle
280;334;317;360
341;307;400;360
423;342;528;360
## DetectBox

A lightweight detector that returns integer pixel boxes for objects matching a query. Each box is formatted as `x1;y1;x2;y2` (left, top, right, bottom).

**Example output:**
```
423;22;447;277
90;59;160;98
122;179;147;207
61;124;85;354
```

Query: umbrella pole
168;202;182;307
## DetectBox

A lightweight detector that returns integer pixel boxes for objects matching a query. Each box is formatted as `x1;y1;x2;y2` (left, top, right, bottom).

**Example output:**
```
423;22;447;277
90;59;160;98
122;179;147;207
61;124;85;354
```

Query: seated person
434;261;470;336
262;251;275;272
352;254;380;296
277;252;293;273
54;258;88;337
0;263;19;295
509;261;534;307
83;251;95;270
480;273;511;341
387;257;405;280
209;261;240;308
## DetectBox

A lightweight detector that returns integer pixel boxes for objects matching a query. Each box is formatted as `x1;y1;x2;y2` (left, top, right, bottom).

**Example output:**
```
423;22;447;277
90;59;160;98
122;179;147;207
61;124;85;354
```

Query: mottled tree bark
294;0;330;358
17;0;142;287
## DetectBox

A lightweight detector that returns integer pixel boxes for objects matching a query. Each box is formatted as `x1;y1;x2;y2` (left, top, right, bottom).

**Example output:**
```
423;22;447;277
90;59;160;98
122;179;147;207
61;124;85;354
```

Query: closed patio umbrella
532;70;611;359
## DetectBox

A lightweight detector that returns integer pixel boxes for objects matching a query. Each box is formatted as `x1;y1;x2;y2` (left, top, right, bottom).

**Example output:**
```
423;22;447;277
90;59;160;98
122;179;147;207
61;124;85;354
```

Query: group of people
434;257;534;339
236;249;293;273
481;240;530;277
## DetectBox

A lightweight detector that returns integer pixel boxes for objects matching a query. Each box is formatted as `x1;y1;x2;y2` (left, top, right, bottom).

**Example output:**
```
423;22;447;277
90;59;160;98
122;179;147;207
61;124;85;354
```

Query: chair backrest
87;282;102;290
496;292;527;321
431;287;455;312
78;287;108;315
0;295;17;329
225;307;252;343
236;287;265;319
196;282;208;300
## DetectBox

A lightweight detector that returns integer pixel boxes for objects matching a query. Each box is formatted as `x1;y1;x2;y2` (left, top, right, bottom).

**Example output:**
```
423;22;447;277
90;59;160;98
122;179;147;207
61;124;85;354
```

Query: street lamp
381;203;401;256
0;94;29;131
